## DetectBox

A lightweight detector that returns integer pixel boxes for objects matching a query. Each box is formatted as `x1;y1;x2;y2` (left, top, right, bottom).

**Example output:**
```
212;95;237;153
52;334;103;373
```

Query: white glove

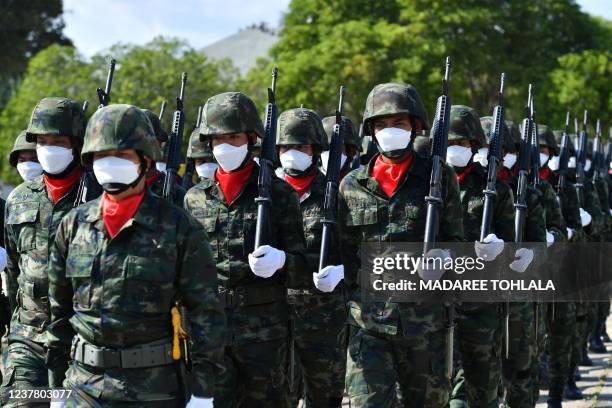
0;246;6;271
566;227;574;240
418;248;451;281
609;208;612;217
186;396;214;408
248;245;286;278
50;402;65;408
546;230;554;247
313;265;344;292
474;233;504;262
579;208;592;227
509;248;534;273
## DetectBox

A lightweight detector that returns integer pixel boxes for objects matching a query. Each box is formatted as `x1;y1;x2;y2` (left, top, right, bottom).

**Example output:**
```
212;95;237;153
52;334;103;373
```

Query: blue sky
63;0;610;57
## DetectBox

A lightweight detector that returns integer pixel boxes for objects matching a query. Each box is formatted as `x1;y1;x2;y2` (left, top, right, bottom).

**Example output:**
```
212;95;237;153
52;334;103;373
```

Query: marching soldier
276;107;347;407
320;115;361;178
1;97;86;406
9;130;42;182
184;92;308;407
339;82;464;407
186;126;218;181
46;104;225;406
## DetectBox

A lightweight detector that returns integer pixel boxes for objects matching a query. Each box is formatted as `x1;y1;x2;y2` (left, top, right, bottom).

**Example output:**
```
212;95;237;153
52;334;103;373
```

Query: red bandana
215;161;255;205
539;166;552;182
284;170;317;199
372;153;413;197
456;163;477;184
499;167;511;181
44;168;83;204
102;191;145;239
146;170;163;186
511;166;519;178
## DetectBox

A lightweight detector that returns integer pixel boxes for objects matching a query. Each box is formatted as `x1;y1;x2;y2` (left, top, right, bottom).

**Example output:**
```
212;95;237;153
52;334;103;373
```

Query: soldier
9;130;42;182
276;107;347;407
0;196;8;373
339;82;464;407
320;115;361;178
1;97;86;406
184;92;308;407
443;108;515;408
45;104;225;407
186;126;218;181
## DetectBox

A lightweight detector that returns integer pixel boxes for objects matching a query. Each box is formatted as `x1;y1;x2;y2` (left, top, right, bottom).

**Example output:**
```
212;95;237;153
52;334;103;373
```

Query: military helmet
81;104;162;165
362;82;430;136
9;130;37;167
142;109;168;143
448;105;486;148
26;97;86;143
187;127;213;160
276;108;326;147
552;130;576;156
321;115;362;151
537;125;558;155
505;120;521;153
199;92;265;141
480;116;513;153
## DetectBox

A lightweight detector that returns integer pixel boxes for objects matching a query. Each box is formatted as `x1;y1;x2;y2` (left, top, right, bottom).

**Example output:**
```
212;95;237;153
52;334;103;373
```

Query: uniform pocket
7;201;39;253
66;251;95;309
122;255;174;313
346;205;378;227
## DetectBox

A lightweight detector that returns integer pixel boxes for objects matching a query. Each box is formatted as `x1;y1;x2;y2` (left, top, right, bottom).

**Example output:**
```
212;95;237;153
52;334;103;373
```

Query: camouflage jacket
546;173;585;242
46;188;225;397
4;175;79;344
535;179;567;242
584;178;606;241
593;177;611;238
148;171;186;207
338;152;464;336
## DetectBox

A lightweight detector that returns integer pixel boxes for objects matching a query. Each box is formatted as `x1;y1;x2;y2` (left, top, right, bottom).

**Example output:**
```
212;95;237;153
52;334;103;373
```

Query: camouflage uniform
447;110;515;408
184;92;308;407
1;197;9;356
45;104;225;406
1;98;85;406
277;108;347;407
340;83;463;407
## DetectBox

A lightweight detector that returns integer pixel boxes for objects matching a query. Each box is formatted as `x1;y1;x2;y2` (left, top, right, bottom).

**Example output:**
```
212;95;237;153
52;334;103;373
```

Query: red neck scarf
284;170;317;199
372;153;413;197
44;168;83;204
499;167;511;181
511;166;519;178
102;191;145;239
456;163;477;184
215;161;255;205
146;170;163;186
539;166;552;182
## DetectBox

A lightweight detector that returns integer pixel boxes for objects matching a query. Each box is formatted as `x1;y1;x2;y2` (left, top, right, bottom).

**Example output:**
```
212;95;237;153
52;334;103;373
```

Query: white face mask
584;159;592;172
93;156;140;189
320;150;347;175
155;162;167;172
196;162;218;179
213;143;249;172
548;155;560;171
36;145;73;174
16;161;43;181
503;153;517;170
374;127;411;153
473;147;488;167
539;153;550;168
568;156;576;169
446;145;472;168
280;149;313;172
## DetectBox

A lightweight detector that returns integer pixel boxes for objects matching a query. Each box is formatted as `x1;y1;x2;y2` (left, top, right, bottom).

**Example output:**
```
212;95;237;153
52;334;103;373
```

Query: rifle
181;106;203;190
318;86;345;271
514;84;534;244
82;100;89;114
529;95;540;187
254;67;279;250
159;100;167;121
592;119;603;182
162;73;188;200
555;112;571;214
73;58;116;207
423;56;453;379
575;110;588;207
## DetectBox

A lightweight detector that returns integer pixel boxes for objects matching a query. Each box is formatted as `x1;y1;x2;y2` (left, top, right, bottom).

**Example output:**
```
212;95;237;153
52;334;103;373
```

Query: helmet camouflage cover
26;97;86;143
199;92;265;141
537;124;558;156
81;104;162;165
321;115;362;151
480;116;514;153
276;108;325;147
142;109;168;143
448;105;486;148
187;127;213;159
9;130;37;167
362;82;430;135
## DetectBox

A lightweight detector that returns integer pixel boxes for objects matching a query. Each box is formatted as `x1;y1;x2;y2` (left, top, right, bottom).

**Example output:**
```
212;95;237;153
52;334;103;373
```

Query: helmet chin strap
103;152;148;196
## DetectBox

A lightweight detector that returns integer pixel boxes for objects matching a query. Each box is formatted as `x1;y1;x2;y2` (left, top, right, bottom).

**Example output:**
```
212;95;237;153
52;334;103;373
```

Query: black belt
71;336;174;369
218;285;286;308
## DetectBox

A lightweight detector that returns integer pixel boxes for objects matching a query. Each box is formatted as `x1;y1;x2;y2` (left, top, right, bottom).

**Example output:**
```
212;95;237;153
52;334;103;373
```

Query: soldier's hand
579;208;592;227
186;396;213;407
474;233;504;262
566;227;574;241
313;265;344;292
546;230;554;247
248;245;286;278
0;246;7;271
49;401;65;408
509;248;534;273
417;248;451;281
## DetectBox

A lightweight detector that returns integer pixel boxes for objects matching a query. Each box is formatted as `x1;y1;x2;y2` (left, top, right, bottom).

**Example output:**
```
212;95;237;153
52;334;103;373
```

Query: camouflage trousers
345;325;450;408
544;302;576;400
449;303;502;408
592;301;610;337
571;302;591;369
501;302;536;408
528;303;548;404
1;340;48;408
